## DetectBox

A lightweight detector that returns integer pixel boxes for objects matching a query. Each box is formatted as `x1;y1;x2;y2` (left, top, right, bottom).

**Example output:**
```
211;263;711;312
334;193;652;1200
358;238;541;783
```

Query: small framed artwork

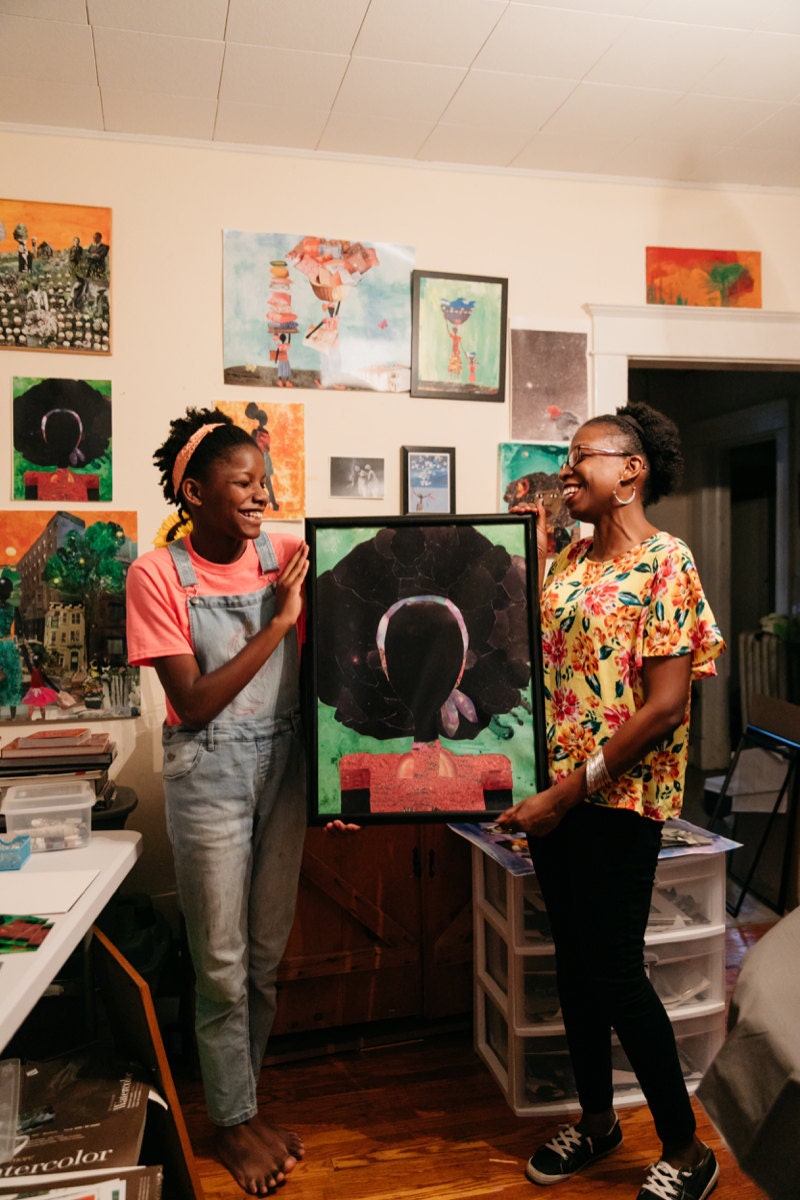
330;457;385;499
410;270;508;401
401;446;456;515
0;198;111;353
304;513;548;824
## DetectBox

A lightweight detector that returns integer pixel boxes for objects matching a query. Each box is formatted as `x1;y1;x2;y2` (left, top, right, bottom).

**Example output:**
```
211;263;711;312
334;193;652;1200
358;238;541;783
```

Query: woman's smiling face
560;423;632;521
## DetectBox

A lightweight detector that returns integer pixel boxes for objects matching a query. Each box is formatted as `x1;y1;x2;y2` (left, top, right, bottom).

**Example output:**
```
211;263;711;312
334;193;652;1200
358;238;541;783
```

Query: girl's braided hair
153;407;255;531
584;400;684;505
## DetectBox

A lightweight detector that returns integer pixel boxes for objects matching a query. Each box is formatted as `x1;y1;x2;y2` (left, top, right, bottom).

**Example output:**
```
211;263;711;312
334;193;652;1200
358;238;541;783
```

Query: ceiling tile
475;6;631;78
640;0;765;31
735;103;800;150
214;100;329;148
226;0;369;54
599;135;738;182
0;74;102;127
93;26;224;97
0;14;95;85
220;42;348;109
0;1;86;19
540;81;681;138
101;88;217;139
511;132;633;175
353;0;505;67
417;121;533;167
756;0;800;35
653;93;781;142
696;144;800;187
690;32;800;104
512;0;649;11
441;71;576;130
318;112;433;157
88;0;228;40
587;19;747;90
333;57;465;122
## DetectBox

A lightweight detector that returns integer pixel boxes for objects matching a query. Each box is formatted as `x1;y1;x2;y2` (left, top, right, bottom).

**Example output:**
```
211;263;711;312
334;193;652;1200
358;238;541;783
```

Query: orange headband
171;423;223;498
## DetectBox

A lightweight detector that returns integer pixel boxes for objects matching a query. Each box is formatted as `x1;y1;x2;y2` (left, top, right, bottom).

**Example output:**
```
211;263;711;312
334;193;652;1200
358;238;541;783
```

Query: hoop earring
612;481;636;507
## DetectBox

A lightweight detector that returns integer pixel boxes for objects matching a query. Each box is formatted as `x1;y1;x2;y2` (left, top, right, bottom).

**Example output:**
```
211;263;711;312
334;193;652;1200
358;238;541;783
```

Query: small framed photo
401;446;456;515
410;269;508;401
304;513;548;825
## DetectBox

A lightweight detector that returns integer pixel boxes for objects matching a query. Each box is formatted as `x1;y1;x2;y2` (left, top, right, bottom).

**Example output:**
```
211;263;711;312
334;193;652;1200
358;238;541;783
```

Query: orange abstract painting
215;400;305;520
646;246;761;308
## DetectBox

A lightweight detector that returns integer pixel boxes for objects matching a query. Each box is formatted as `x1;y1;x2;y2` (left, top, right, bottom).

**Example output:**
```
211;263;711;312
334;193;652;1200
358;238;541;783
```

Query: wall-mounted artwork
0;510;138;723
410;270;508;401
214;399;305;520
304;515;547;824
646;246;762;308
401;446;455;515
0;199;111;352
12;377;112;501
498;442;577;556
223;231;414;391
329;457;385;500
510;330;588;441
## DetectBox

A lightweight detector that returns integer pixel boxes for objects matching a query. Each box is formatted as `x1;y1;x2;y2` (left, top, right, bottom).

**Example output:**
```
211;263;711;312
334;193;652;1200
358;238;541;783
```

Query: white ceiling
3;0;800;189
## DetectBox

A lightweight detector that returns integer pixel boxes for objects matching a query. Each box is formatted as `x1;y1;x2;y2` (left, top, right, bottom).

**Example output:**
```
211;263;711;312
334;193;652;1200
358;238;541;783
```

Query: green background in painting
312;521;538;815
417;276;502;390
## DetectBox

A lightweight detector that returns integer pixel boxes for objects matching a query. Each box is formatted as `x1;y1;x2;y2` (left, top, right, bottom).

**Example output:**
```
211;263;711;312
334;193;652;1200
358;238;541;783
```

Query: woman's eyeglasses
562;446;628;471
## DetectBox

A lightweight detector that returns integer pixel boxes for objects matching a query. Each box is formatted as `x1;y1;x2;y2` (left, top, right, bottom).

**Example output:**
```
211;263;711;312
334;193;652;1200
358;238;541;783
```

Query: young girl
126;407;309;1194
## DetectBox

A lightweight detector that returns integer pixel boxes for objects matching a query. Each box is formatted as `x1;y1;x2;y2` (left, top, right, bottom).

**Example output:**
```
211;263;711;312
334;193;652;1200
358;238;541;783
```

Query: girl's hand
275;543;309;627
496;786;566;838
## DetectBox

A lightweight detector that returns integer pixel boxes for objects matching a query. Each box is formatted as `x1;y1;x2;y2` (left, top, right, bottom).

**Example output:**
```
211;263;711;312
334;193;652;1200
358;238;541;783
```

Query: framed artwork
223;231;414;391
304;514;548;824
498;442;578;556
13;377;112;501
401;446;456;514
0;510;139;723
646;246;762;308
510;329;588;441
0;198;111;353
215;399;305;519
329;457;385;499
410;270;508;401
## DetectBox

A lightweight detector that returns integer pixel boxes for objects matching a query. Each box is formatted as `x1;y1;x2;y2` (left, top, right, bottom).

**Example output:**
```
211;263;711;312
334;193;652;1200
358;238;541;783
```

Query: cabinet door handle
412;846;422;878
428;849;436;878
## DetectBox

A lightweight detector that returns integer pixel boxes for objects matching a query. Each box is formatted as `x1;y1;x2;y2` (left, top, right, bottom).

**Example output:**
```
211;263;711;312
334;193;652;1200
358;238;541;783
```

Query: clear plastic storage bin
1;780;94;851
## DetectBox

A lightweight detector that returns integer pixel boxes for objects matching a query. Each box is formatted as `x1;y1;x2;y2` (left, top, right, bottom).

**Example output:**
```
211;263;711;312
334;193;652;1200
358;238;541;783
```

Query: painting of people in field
0;199;111;352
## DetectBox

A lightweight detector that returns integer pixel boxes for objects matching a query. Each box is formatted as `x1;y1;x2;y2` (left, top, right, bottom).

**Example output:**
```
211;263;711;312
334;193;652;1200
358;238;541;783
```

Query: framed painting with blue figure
499;441;579;558
304;514;548;824
402;446;456;515
410;270;508;401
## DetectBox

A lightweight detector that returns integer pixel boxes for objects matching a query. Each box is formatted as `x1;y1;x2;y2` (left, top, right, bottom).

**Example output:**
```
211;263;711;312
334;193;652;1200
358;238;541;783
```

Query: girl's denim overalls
162;534;306;1126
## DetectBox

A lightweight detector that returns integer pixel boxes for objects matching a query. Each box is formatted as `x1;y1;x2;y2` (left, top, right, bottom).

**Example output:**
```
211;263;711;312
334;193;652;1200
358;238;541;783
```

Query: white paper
0;869;99;915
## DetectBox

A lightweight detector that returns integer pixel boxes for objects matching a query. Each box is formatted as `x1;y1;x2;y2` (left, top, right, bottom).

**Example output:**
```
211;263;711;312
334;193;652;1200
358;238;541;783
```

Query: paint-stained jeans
163;714;306;1126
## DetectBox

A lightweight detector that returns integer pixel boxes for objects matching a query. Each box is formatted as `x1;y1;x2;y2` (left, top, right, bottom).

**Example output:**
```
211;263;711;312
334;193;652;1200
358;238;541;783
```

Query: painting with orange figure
215;399;305;521
646;246;761;308
0;198;112;353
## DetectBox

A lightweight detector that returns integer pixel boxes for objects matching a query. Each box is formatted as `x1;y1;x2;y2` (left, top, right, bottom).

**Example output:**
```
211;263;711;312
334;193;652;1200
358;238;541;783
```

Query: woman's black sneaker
525;1119;623;1184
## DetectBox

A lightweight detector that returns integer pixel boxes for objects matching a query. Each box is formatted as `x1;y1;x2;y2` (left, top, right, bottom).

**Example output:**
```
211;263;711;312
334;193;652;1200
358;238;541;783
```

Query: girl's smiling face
184;442;269;546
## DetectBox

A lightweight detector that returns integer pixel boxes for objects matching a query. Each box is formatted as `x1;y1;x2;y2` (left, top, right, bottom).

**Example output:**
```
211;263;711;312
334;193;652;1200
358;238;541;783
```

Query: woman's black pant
528;802;696;1147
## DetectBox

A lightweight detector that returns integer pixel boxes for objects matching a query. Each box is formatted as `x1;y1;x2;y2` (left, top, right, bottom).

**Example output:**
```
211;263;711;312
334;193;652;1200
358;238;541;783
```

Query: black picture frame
401;445;456;515
304;513;548;825
410;269;508;401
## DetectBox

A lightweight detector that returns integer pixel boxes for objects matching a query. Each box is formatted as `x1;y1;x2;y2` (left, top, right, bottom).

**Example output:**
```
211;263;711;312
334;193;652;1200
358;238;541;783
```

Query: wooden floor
175;911;777;1200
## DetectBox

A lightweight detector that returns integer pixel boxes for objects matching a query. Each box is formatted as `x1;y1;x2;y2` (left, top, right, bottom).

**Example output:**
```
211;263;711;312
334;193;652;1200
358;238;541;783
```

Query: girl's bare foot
213;1120;289;1195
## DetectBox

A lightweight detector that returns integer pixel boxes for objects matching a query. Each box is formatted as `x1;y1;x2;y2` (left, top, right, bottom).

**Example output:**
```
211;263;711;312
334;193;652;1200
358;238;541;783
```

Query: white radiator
739;631;787;727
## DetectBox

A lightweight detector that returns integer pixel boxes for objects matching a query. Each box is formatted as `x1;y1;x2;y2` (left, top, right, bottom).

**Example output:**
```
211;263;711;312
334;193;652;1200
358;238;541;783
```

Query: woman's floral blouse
541;532;725;821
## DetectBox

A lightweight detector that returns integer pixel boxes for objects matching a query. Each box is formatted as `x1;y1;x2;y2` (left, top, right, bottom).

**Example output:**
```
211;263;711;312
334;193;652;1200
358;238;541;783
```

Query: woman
497;401;724;1200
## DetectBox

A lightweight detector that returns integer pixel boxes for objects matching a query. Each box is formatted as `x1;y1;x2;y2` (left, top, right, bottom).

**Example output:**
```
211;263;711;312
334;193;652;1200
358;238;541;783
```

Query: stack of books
0;728;118;831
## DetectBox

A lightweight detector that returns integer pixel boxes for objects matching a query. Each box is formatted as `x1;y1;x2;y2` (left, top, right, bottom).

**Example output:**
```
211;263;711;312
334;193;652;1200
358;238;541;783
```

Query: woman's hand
509;499;548;584
496;788;566;837
274;543;309;628
324;819;361;834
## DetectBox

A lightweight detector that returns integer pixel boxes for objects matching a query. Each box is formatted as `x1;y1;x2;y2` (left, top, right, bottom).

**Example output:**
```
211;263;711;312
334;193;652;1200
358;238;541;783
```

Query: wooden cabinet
272;824;473;1036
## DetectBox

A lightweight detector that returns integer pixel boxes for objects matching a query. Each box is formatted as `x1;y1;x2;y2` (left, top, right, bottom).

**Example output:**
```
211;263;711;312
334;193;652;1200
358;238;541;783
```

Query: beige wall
3;126;800;905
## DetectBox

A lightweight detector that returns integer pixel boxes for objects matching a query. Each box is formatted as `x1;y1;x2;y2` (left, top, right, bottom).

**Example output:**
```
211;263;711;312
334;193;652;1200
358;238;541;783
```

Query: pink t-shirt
126;532;303;724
